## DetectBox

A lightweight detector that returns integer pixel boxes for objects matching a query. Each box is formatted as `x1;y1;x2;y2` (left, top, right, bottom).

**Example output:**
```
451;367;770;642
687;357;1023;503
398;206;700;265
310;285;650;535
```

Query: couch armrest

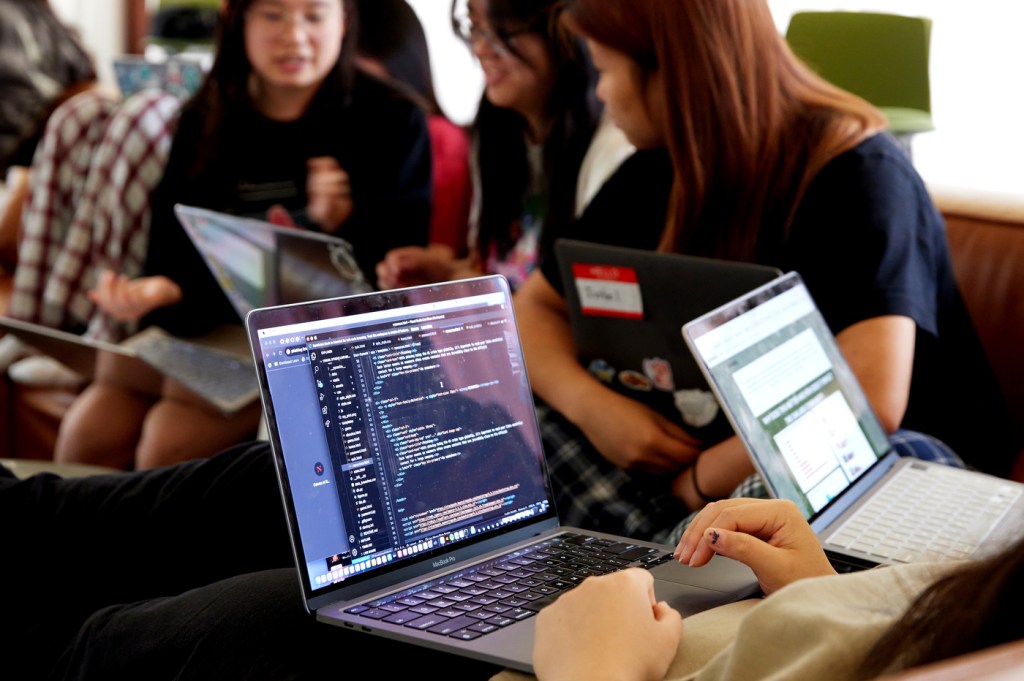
930;183;1024;470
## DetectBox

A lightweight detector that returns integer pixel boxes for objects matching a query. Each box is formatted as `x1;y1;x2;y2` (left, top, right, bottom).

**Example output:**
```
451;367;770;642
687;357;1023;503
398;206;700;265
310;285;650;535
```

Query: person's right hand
575;387;701;474
376;245;486;290
673;498;836;595
533;568;682;681
375;246;454;289
89;269;183;322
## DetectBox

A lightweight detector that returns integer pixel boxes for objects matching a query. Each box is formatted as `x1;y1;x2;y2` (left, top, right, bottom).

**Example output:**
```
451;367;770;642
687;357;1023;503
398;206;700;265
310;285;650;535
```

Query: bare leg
53;351;162;469
134;380;262;469
0;166;29;270
54;381;154;470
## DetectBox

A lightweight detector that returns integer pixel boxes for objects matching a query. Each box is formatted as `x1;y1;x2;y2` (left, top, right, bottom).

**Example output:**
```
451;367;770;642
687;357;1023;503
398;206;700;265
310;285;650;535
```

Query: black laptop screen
250;278;554;592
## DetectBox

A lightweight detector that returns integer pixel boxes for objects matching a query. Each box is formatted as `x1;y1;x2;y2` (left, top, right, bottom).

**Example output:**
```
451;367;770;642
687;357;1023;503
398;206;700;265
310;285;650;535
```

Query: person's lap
1;442;502;680
536;401;966;545
50;567;500;681
2;441;291;671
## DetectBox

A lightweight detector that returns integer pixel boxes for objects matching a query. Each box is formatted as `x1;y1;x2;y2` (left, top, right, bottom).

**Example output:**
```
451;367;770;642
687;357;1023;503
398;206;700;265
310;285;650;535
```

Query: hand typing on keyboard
534;568;682;681
674;498;837;595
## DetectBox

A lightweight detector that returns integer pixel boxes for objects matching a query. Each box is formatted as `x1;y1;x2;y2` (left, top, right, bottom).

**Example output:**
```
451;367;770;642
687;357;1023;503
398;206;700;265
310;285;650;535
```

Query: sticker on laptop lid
572;263;643;319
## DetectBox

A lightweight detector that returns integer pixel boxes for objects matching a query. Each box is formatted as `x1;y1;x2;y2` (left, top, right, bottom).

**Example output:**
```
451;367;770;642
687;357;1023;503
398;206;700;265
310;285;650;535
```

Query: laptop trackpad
649;555;760;611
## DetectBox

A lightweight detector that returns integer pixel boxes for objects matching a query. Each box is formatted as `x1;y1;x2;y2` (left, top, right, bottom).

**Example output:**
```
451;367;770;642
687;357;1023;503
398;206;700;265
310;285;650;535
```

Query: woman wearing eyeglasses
54;0;432;472
375;0;615;292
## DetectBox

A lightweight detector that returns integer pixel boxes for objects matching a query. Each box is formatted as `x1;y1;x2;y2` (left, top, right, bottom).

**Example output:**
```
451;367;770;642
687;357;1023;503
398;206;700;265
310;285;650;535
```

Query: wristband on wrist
691;453;724;504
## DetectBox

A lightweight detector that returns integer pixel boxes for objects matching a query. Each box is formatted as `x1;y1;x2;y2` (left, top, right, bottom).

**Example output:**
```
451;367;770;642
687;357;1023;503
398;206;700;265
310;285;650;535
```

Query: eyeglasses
246;4;340;34
455;15;538;56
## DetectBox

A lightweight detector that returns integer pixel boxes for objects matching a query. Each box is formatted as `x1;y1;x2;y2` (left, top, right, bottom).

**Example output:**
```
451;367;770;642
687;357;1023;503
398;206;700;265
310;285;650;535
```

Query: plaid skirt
536;402;965;545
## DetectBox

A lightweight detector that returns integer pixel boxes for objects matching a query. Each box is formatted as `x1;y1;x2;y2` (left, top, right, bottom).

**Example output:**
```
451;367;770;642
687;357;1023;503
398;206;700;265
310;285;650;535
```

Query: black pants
1;442;500;680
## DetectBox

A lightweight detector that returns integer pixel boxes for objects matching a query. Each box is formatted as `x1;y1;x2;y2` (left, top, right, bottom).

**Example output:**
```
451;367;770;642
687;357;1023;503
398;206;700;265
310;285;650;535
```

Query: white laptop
245;275;760;672
174;204;373;322
682;271;1024;570
0;315;256;415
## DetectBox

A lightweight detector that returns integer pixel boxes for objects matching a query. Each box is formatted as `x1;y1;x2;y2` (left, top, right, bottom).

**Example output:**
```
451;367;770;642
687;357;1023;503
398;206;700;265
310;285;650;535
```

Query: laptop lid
681;272;896;529
0;314;133;379
247;275;559;613
555;239;780;438
683;272;1024;569
174;204;373;321
0;315;256;415
246;275;760;670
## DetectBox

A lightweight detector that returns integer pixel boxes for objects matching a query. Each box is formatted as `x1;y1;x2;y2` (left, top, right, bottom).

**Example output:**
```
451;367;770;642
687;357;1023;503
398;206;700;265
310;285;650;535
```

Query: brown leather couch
2;186;1023;475
933;184;1024;480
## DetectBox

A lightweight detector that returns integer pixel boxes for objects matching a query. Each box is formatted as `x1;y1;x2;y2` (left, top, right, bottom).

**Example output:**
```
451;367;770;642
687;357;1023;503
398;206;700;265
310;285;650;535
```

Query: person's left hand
673;498;836;595
533;568;682;681
89;269;182;322
306;156;352;232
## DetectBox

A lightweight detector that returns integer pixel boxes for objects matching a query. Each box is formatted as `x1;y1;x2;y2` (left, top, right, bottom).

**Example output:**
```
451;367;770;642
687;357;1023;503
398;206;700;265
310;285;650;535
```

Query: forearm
672;436;754;507
513;272;605;426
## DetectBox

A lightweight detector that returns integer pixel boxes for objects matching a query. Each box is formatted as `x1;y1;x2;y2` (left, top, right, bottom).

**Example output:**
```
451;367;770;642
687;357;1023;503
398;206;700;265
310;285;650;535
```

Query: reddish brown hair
563;0;886;261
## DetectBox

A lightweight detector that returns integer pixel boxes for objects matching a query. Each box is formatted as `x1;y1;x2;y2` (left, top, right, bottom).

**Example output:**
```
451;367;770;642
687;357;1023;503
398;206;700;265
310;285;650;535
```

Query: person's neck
249;78;318;121
524;112;555;146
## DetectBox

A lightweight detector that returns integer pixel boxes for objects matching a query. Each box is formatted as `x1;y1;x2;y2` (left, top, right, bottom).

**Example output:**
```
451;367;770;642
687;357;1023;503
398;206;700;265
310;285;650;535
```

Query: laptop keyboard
825;462;1021;563
345;533;672;640
127;332;258;409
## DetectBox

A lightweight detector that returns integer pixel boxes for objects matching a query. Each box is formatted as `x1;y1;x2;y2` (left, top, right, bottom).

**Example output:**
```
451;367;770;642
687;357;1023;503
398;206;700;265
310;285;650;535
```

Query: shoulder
797;133;942;241
811;133;931;206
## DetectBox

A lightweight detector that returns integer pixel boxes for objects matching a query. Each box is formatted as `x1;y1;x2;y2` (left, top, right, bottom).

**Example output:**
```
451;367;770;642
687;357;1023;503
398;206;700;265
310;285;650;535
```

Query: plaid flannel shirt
9;88;181;342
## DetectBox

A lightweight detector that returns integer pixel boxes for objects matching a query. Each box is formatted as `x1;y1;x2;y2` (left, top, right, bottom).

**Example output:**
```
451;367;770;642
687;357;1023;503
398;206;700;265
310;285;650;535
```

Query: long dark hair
563;0;885;263
187;0;358;178
355;0;442;116
453;0;598;265
857;536;1024;677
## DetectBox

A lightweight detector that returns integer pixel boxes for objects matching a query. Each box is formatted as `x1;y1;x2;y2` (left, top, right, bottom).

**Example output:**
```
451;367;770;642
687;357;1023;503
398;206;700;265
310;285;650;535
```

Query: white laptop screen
684;273;892;520
249;278;555;594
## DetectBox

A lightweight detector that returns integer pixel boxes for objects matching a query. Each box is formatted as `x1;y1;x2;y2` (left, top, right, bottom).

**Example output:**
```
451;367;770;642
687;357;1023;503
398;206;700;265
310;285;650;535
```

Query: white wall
770;1;1024;195
406;0;483;126
50;0;126;91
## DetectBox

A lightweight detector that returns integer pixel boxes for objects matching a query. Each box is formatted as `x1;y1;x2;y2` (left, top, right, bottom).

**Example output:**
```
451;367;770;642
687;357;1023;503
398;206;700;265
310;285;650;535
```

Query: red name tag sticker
572;263;643;319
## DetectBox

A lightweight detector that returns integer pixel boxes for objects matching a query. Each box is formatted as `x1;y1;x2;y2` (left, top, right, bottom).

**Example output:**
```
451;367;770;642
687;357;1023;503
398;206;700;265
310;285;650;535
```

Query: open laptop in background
555;239;780;439
174;204;373;322
246;274;760;673
0;316;257;415
112;55;206;99
682;271;1024;571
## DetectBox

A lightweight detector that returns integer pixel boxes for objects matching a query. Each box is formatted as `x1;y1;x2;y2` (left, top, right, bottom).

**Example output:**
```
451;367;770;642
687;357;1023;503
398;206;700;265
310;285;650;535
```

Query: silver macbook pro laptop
174;204;373;322
0;316;256;415
682;271;1024;570
246;274;759;672
555;238;780;437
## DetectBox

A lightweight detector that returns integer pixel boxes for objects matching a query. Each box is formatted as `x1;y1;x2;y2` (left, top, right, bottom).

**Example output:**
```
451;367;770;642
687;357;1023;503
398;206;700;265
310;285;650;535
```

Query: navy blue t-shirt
542;135;1014;476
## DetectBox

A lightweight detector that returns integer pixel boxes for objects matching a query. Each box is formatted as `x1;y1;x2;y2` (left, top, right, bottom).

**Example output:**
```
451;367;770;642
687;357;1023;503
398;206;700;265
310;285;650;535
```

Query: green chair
785;11;933;155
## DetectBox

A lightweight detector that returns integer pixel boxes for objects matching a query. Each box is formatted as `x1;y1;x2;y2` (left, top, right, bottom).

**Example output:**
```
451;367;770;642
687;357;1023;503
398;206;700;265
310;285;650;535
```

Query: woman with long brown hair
514;0;1012;543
